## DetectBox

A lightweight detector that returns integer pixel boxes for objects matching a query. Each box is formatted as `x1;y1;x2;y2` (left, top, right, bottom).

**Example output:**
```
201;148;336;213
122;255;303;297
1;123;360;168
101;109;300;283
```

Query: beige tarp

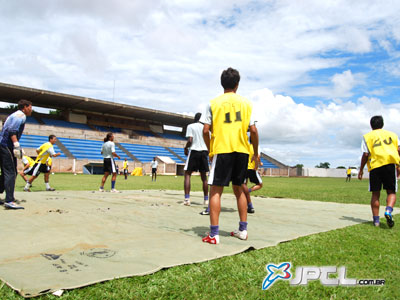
0;190;392;297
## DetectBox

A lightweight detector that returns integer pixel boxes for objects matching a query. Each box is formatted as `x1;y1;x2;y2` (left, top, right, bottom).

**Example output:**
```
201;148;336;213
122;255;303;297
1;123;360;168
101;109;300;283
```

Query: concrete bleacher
134;130;155;137
158;132;186;141
19;135;67;158
120;142;182;163
169;147;187;162
260;156;279;169
42;118;92;130
26;116;40;124
93;125;122;133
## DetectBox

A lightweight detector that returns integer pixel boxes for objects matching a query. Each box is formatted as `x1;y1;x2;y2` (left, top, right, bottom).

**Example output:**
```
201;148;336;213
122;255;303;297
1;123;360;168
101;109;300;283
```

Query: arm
184;137;193;156
112;152;121;159
52;153;61;157
249;124;259;169
358;153;369;180
203;124;211;153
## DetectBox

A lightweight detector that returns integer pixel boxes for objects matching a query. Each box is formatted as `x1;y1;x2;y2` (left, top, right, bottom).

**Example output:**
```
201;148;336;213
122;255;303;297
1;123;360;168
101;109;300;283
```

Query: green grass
1;174;398;299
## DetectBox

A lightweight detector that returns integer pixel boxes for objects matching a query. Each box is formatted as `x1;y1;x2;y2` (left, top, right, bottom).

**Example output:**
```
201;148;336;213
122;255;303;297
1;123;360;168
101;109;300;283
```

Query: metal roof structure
0;82;193;127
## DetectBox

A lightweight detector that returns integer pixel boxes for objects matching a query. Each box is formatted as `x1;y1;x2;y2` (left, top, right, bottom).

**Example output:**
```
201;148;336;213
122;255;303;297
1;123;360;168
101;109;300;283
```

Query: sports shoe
23;187;31;192
46;188;56;191
374;222;380;227
4;201;24;209
202;234;219;244
183;199;190;206
111;189;120;193
204;200;209;206
99;188;105;192
247;207;255;214
385;211;395;228
231;229;248;240
200;210;210;215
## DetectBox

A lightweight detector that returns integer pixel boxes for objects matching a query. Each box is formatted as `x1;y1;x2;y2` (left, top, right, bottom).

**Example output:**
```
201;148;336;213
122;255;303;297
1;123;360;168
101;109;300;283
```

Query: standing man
183;112;209;206
346;167;352;182
201;67;259;244
151;157;158;182
99;133;121;193
358;115;400;228
24;135;61;192
123;158;129;180
0;99;32;209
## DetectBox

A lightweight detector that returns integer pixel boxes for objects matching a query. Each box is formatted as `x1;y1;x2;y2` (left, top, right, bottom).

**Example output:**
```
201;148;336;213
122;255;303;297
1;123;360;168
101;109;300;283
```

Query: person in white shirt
183;113;209;206
99;133;121;192
151;157;158;182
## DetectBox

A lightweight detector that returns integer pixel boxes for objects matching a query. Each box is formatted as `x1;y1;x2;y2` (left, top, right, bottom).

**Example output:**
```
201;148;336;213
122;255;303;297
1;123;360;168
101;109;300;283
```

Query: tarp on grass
0;190;392;297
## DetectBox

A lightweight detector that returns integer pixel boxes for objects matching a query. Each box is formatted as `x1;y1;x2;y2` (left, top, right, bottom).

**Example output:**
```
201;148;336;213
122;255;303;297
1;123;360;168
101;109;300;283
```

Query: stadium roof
0;82;194;127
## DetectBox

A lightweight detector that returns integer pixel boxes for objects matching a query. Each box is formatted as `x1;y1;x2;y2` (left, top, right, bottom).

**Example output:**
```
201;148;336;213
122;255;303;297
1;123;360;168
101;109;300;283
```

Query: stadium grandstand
0;82;291;175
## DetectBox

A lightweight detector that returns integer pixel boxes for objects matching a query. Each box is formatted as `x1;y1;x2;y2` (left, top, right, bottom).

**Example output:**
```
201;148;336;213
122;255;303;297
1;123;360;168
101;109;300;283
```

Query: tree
337;166;346;169
315;162;330;169
295;164;304;169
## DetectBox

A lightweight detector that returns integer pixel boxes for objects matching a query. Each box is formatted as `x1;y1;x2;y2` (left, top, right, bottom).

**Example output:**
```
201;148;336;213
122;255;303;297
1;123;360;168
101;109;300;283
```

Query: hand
358;170;363;180
184;147;188;156
13;142;24;159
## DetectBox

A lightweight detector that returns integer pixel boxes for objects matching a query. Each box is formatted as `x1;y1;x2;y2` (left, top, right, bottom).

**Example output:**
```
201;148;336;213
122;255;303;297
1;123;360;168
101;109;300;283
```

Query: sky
1;0;400;168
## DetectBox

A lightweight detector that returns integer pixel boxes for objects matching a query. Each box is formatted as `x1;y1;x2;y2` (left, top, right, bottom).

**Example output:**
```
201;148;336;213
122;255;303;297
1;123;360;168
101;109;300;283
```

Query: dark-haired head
221;68;240;90
49;134;56;141
370;116;384;130
194;113;201;122
104;132;114;142
18;99;32;110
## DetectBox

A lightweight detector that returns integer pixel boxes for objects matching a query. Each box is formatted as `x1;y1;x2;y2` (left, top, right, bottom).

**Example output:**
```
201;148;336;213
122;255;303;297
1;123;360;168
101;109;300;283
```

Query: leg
200;171;208;199
101;172;109;188
19;170;28;182
233;184;247;223
0;147;17;202
385;190;396;227
184;171;191;196
209;185;223;226
371;191;380;224
249;182;263;192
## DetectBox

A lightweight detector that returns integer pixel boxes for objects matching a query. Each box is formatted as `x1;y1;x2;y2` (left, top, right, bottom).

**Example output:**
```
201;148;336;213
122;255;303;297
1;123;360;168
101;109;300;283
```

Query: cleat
202;234;219;244
46;188;56;191
23;187;31;192
231;229;248;240
183;200;190;206
204;200;209;206
200;210;210;215
4;201;24;210
247;207;255;214
99;188;105;192
110;189;120;193
385;211;395;228
374;222;380;227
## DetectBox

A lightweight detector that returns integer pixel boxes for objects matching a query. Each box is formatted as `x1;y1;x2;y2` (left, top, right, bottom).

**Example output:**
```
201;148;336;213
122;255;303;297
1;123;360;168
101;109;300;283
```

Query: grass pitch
0;174;398;299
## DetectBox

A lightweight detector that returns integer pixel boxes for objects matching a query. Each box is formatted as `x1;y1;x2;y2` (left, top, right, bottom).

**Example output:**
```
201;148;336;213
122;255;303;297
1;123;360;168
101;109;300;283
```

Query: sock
45;182;50;189
373;216;380;224
111;181;116;189
386;206;393;213
185;194;190;200
248;188;252;193
24;182;30;189
204;195;209;201
100;186;104;190
248;202;254;209
205;205;210;212
210;225;219;237
239;221;248;231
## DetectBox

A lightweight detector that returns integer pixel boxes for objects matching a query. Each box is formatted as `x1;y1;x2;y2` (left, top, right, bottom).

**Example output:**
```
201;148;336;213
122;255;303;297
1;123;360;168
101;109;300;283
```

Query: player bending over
358;115;400;228
24;135;61;192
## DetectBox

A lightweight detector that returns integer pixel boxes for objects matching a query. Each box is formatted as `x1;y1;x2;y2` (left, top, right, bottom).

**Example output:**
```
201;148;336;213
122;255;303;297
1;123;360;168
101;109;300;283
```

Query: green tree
315;162;330;169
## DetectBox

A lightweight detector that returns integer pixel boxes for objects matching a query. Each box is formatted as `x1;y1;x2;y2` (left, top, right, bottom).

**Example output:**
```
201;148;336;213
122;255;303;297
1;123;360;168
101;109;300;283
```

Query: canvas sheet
0;190;391;297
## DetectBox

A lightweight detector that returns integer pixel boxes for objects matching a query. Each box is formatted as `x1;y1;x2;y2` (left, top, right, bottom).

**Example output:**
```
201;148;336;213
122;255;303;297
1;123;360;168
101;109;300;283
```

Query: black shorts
369;164;397;192
208;152;249;186
103;158;117;174
124;169;128;174
23;166;35;176
184;150;209;172
246;169;262;185
31;163;50;177
152;168;157;174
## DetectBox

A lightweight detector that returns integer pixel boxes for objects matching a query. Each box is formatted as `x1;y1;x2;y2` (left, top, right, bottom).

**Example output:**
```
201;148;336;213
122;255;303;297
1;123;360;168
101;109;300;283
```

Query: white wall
303;168;368;178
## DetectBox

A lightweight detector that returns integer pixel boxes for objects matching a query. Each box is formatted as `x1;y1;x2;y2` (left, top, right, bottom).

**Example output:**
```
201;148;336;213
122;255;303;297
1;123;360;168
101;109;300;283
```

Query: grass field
1;174;399;299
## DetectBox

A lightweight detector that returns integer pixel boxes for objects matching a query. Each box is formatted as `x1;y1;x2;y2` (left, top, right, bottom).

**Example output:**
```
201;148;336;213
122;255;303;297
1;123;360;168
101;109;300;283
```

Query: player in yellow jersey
23;135;61;192
19;155;35;183
123;158;129;180
201;68;259;244
358;116;400;228
242;139;263;214
346;167;352;182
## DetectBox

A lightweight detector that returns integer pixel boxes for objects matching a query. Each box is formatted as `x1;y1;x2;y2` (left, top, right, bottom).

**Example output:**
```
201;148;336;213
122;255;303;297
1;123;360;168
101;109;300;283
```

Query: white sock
45;182;51;189
24;182;30;189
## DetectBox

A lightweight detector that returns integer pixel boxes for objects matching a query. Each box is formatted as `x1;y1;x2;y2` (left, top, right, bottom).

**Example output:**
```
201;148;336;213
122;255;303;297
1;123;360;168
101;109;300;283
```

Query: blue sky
1;0;400;168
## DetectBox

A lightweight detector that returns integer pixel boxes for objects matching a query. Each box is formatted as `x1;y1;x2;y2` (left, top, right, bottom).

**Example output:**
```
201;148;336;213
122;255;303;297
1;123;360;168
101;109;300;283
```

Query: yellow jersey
47;157;52;167
346;168;351;175
209;93;252;155
363;129;400;171
248;145;256;169
35;142;54;164
123;161;128;170
22;155;35;167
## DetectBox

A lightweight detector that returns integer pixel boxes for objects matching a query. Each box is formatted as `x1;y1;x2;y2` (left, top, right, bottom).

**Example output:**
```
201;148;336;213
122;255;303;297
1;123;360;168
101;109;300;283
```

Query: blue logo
262;262;292;290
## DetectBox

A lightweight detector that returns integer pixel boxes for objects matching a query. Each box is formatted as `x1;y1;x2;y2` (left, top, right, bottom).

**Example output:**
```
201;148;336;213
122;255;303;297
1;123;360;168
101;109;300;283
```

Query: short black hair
221;68;240;90
49;134;56;141
370;115;384;130
194;113;201;122
104;132;113;142
18;99;32;110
